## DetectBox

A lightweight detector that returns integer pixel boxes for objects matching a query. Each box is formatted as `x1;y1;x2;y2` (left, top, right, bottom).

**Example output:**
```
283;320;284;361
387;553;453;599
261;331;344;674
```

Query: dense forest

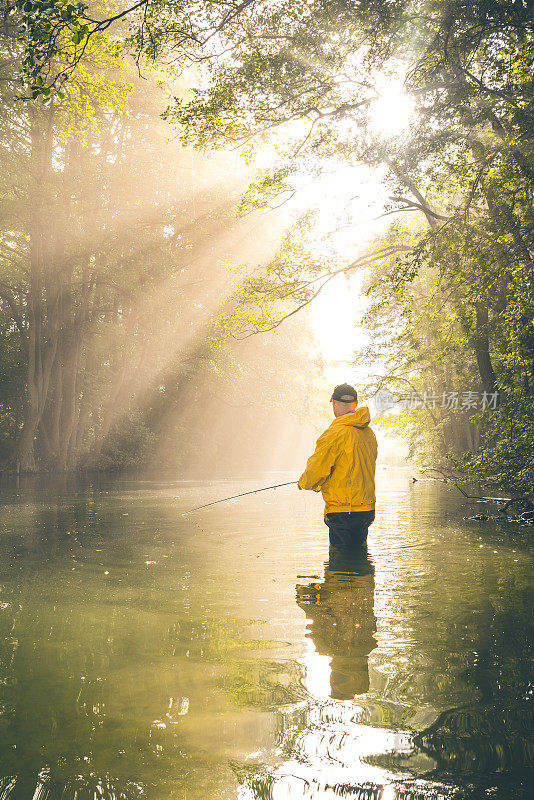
0;7;319;474
0;0;533;493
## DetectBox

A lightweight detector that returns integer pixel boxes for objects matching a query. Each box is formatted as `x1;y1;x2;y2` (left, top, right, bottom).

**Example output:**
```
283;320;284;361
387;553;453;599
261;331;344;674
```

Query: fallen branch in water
414;467;534;517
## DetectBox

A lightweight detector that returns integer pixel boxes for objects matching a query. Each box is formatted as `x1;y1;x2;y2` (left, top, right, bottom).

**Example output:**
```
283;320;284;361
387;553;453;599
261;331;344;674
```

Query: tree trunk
16;112;47;471
474;302;498;396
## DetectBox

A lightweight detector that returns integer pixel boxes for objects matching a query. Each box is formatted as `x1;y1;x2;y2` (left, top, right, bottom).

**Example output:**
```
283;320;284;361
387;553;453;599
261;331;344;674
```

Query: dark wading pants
324;510;375;551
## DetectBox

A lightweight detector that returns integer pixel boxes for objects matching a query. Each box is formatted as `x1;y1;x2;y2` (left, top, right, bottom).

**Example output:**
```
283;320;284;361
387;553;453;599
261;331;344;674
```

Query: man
298;384;378;550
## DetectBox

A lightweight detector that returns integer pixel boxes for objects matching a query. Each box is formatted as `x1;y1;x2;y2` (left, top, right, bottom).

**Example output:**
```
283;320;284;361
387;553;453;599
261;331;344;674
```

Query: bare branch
233;245;412;338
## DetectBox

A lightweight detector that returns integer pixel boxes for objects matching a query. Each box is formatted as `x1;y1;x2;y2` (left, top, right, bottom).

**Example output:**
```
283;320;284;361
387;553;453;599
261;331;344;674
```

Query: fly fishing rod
182;481;298;515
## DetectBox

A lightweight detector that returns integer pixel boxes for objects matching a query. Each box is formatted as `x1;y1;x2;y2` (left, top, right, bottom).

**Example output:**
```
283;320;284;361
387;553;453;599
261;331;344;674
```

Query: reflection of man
296;550;377;700
298;384;378;550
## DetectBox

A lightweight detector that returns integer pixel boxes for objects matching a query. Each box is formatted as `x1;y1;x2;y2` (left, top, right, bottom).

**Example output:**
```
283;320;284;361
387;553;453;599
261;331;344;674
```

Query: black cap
330;383;358;402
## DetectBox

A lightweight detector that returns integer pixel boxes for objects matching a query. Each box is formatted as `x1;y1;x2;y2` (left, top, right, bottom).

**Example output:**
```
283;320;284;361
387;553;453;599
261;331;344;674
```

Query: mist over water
0;468;531;799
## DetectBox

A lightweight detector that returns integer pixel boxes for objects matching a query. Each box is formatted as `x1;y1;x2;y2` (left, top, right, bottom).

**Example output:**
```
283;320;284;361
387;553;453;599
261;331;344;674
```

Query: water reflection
296;548;376;700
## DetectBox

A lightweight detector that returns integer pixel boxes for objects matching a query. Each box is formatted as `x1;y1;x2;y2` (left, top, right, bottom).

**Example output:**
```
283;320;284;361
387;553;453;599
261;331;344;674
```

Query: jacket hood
331;405;371;429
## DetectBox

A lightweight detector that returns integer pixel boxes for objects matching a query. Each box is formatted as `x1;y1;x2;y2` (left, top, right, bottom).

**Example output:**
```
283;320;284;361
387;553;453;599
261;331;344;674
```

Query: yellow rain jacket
298;406;377;514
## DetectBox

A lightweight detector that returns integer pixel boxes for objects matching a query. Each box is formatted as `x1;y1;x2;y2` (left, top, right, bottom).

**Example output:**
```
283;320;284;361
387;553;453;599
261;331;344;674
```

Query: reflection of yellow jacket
298;407;377;514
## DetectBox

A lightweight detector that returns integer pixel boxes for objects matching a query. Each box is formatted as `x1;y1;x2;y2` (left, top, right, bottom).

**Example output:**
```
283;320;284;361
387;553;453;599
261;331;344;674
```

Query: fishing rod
182;481;298;515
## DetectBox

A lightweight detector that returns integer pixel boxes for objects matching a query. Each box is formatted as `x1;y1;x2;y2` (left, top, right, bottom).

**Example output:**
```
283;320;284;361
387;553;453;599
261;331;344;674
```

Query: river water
0;469;531;800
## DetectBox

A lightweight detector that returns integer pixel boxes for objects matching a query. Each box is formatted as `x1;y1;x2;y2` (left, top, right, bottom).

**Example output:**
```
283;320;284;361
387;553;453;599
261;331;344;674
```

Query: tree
153;0;532;484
